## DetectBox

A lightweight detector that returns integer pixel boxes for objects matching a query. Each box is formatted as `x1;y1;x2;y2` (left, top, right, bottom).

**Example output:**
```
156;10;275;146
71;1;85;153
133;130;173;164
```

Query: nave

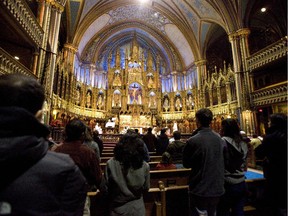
84;138;265;216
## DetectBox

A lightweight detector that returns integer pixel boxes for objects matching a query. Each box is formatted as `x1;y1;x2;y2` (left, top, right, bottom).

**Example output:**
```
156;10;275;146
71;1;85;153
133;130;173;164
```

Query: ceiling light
14;56;19;60
261;7;266;12
139;0;149;3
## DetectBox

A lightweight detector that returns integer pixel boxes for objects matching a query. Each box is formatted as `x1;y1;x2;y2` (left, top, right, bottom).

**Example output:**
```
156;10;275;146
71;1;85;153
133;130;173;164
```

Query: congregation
0;73;286;216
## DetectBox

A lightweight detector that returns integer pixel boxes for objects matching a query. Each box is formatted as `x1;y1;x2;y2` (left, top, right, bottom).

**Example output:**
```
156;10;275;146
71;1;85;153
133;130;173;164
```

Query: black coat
0;107;87;215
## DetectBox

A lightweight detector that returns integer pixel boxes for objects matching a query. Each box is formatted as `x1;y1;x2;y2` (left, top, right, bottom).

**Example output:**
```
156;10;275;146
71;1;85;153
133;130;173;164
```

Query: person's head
114;133;145;170
147;127;152;133
221;118;242;142
93;129;99;139
173;131;181;140
84;126;93;142
195;108;213;127
0;73;45;118
126;129;136;135
161;152;172;164
64;119;86;142
160;128;168;135
269;113;287;131
135;128;139;134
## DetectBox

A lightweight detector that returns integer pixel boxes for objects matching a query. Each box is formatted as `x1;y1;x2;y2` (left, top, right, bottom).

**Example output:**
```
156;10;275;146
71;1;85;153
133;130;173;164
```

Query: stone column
195;60;207;108
229;28;252;129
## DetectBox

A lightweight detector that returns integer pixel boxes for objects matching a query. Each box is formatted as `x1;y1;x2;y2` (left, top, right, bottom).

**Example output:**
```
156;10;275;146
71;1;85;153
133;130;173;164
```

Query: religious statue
113;93;121;107
86;92;91;108
163;98;169;111
148;76;154;88
186;94;194;109
97;95;104;109
76;88;80;105
175;97;182;111
113;73;121;86
149;95;157;108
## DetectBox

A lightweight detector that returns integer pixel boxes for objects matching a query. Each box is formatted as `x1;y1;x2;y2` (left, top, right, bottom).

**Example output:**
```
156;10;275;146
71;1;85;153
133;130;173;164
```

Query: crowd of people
0;73;286;216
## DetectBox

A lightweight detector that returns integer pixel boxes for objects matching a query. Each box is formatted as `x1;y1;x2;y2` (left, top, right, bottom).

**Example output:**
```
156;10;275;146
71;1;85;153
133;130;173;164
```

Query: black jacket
0;107;87;215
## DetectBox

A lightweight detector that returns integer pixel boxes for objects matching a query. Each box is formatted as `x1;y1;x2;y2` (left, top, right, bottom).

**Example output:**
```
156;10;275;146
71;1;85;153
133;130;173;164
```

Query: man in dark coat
156;128;170;155
255;113;287;216
183;108;225;216
142;127;157;152
0;74;87;215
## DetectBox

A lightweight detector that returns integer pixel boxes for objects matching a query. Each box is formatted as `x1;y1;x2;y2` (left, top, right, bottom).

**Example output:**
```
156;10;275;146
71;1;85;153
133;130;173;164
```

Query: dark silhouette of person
0;73;87;215
183;108;225;216
255;113;287;216
142;127;157;152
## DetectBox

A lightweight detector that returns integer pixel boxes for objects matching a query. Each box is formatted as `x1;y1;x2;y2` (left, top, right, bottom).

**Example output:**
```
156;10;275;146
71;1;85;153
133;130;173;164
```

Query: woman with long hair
104;133;150;216
217;118;248;216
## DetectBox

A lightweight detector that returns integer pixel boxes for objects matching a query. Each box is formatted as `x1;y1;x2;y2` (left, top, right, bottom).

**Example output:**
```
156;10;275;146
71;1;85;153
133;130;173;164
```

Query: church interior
0;0;286;137
0;0;287;215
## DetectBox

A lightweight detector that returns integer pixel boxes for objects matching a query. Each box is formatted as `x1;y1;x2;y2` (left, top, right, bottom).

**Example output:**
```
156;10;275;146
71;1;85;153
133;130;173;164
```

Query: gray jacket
183;127;225;197
105;158;150;216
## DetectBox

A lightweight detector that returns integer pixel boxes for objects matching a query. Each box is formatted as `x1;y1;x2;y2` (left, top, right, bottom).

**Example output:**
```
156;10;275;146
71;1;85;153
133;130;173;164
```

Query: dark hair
161;152;172;164
114;133;144;170
93;129;99;138
173;131;181;140
160;128;167;135
221;118;242;143
84;126;93;142
0;73;45;114
147;127;152;133
196;108;213;127
65;119;86;142
270;113;287;131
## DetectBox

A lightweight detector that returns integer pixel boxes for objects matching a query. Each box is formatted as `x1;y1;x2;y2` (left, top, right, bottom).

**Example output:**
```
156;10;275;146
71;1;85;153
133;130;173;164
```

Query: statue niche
112;70;122;87
97;93;104;109
112;90;121;107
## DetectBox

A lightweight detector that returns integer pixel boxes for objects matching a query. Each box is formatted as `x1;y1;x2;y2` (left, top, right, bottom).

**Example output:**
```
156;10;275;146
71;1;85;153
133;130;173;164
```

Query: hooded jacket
0;107;87;216
105;158;150;216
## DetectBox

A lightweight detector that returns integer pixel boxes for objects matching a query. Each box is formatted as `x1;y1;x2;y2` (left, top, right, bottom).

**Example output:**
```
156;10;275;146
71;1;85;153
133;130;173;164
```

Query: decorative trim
0;48;36;78
251;81;288;106
247;37;288;71
1;0;44;47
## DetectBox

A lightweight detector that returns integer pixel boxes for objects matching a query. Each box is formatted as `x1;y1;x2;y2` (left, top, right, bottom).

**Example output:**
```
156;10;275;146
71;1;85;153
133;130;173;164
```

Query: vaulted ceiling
59;0;286;73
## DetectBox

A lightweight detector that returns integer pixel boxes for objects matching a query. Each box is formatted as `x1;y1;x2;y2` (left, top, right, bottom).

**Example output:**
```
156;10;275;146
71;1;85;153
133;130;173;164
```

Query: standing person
84;126;100;160
54;119;102;216
104;133;150;216
0;74;87;215
156;128;170;155
255;113;287;216
183;108;225;216
166;130;186;168
142;127;157;152
93;129;104;156
217;118;248;216
126;129;150;162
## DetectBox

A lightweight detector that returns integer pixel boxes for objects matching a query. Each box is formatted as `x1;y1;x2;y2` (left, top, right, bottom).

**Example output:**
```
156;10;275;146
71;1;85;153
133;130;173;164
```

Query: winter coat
0;107;87;216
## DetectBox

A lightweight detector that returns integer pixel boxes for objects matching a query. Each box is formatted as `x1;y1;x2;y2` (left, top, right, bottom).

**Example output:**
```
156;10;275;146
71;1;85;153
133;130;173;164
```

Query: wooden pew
150;155;162;162
150;168;191;188
100;161;160;171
